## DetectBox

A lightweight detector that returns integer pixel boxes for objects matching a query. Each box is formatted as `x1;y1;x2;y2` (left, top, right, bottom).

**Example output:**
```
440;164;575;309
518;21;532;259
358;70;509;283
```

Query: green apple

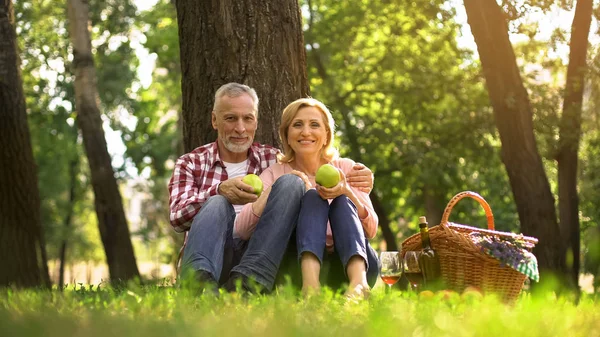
315;164;340;188
242;174;263;196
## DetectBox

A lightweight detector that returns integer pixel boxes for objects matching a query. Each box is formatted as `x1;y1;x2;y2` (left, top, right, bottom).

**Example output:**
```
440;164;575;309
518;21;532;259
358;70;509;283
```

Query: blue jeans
296;189;380;288
181;195;246;284
231;174;305;290
182;174;305;291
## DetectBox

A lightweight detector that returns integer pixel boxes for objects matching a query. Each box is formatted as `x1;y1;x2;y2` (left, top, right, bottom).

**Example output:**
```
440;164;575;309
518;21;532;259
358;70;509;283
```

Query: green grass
1;283;599;337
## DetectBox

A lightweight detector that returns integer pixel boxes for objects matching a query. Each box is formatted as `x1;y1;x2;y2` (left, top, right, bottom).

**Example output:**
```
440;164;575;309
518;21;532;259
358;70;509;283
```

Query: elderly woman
235;98;379;298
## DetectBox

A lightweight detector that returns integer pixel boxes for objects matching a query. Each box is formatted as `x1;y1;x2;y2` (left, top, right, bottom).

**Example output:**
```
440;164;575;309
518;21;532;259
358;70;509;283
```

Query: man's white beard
222;136;251;153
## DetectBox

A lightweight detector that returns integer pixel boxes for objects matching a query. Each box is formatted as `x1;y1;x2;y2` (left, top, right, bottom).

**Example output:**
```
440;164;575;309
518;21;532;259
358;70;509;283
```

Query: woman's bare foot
345;282;371;301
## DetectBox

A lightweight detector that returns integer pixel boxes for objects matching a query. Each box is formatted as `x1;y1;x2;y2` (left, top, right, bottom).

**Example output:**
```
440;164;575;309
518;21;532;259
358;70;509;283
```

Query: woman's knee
302;188;320;201
273;174;305;193
330;194;356;210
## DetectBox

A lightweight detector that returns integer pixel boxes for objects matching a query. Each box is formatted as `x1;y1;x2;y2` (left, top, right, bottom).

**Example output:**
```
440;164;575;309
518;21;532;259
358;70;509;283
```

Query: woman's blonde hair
278;98;339;163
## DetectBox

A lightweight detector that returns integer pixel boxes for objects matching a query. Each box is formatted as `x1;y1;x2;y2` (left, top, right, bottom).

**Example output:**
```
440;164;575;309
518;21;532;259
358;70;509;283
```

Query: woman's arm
234;166;278;240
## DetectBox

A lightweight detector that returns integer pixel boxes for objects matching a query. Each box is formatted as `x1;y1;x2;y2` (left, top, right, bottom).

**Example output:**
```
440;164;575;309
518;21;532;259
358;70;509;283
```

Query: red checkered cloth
168;141;279;232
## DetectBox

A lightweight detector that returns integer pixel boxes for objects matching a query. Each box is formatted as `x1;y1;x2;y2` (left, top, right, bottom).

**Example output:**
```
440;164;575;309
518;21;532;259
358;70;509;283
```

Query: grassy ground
1;283;599;337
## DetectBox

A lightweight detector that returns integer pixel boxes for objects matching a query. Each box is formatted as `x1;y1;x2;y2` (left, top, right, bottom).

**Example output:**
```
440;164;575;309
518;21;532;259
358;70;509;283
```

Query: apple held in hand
242;174;263;196
315;164;340;188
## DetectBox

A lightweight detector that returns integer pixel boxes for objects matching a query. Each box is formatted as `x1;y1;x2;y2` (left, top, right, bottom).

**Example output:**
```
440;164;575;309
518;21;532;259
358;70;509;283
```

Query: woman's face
287;106;328;158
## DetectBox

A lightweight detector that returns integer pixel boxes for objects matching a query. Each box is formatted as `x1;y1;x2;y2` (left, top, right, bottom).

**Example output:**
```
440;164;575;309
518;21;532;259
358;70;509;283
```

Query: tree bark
175;0;309;150
58;158;78;289
0;0;50;288
66;0;140;282
463;0;566;276
423;184;443;227
556;0;593;289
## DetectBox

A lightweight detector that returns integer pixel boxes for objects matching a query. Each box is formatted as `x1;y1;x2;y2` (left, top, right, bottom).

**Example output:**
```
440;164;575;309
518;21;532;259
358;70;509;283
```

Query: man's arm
346;162;374;194
168;157;219;232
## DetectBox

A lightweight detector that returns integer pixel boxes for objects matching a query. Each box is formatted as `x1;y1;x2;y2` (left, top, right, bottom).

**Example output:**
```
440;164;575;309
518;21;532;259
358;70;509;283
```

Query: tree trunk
556;0;593;290
463;0;566;276
175;0;309;150
58;158;78;290
370;193;397;251
0;0;50;288
423;184;443;227
67;0;140;282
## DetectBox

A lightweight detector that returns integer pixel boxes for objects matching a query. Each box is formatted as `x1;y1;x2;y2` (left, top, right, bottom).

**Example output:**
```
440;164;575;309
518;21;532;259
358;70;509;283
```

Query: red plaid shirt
168;141;279;232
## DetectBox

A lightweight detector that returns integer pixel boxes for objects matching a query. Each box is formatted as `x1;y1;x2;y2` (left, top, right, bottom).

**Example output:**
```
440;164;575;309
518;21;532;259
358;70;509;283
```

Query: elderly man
168;82;373;293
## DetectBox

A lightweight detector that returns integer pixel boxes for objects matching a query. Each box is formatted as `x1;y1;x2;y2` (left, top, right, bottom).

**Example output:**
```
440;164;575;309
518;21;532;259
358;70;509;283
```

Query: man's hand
346;162;373;193
218;177;259;205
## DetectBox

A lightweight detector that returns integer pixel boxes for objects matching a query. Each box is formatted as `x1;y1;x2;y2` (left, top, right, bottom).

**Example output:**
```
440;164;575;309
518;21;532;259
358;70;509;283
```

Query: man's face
212;93;258;157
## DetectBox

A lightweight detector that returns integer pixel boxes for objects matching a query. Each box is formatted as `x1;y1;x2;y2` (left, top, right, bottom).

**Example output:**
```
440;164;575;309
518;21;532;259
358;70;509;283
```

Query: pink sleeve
234;164;280;240
335;159;379;239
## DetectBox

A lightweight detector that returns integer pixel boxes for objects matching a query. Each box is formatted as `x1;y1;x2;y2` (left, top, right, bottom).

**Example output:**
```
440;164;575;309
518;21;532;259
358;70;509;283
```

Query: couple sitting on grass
168;83;379;299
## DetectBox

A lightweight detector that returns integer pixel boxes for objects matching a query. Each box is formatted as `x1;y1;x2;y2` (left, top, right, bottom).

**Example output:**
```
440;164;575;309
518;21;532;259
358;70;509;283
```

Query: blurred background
9;0;600;292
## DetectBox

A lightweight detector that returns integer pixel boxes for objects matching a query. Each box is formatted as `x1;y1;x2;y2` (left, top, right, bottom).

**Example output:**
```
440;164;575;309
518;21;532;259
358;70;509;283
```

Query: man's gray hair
213;82;259;115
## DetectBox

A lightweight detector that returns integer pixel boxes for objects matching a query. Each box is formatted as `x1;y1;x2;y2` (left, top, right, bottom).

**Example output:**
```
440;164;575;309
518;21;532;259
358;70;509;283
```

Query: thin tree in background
556;0;593;289
66;0;140;282
0;0;50;288
463;0;593;284
175;0;309;150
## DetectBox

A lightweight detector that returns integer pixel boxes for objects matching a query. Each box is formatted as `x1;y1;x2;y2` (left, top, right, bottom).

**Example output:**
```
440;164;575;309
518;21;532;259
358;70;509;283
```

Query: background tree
303;0;513;251
121;0;186;268
175;0;309;150
463;0;595;283
0;0;50;288
556;0;593;289
66;0;139;281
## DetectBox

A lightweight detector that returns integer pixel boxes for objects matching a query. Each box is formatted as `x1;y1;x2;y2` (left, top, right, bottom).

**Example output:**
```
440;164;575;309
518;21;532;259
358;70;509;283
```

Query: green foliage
118;0;184;264
303;0;518;239
15;0;101;264
0;287;599;337
15;0;141;267
125;0;181;178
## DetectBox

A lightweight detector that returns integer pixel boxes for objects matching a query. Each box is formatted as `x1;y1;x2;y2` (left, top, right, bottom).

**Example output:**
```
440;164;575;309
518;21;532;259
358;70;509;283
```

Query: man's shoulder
190;142;218;155
178;143;217;160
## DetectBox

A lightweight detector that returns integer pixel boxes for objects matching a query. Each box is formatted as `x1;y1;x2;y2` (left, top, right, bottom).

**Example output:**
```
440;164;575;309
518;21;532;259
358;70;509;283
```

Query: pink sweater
234;158;378;249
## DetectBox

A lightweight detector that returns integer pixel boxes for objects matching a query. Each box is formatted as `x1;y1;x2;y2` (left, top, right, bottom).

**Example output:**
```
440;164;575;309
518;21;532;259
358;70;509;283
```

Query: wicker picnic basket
401;191;538;302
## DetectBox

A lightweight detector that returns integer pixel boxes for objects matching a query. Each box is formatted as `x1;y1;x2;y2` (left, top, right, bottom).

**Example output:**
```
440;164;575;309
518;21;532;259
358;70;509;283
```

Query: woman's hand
251;185;271;217
290;170;312;191
316;169;351;200
317;169;368;220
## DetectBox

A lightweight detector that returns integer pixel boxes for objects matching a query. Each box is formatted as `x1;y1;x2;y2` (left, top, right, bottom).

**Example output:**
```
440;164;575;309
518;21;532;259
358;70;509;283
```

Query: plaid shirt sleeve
168;155;220;232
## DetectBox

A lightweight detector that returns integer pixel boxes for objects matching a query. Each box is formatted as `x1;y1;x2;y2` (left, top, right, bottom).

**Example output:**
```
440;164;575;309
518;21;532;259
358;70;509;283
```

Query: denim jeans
181;195;247;284
296;189;380;288
182;174;306;291
231;174;306;290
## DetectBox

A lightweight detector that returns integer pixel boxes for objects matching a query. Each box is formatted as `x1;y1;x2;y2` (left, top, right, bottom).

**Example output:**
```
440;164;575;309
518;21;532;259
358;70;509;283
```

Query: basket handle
441;191;495;230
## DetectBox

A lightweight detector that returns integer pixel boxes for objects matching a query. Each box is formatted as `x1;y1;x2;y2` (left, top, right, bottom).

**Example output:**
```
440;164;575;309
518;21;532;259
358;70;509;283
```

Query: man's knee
191;195;235;232
203;195;233;210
